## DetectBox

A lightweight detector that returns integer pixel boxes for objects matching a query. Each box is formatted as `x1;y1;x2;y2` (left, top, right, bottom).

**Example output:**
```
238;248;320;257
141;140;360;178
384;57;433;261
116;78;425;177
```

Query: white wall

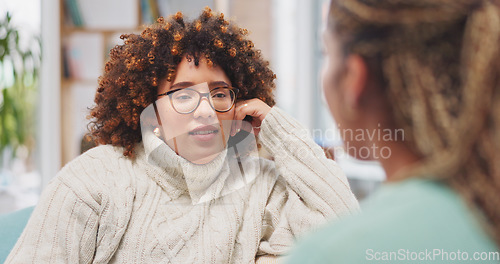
39;0;61;189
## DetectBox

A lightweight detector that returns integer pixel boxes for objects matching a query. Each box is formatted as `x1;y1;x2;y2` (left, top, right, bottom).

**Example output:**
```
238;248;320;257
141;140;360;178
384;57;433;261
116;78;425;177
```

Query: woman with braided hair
287;0;500;263
6;7;359;263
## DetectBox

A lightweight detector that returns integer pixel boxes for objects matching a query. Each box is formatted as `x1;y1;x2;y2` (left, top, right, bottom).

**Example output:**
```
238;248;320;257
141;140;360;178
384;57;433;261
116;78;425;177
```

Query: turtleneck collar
141;130;258;204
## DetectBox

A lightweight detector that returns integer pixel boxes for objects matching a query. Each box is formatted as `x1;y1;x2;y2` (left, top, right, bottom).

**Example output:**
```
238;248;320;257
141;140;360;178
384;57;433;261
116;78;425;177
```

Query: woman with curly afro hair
6;7;358;263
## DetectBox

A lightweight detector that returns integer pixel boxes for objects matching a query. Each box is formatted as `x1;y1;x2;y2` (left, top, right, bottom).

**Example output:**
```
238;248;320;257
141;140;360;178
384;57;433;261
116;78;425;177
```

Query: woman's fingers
232;99;271;136
234;102;249;122
233;102;250;135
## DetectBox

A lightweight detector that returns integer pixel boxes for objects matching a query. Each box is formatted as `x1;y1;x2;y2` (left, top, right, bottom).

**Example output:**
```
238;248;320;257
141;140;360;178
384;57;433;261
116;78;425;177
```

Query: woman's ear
341;54;368;117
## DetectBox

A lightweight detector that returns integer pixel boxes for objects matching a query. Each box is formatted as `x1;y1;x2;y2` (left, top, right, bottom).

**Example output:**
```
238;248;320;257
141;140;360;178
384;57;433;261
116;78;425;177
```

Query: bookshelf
60;0;137;165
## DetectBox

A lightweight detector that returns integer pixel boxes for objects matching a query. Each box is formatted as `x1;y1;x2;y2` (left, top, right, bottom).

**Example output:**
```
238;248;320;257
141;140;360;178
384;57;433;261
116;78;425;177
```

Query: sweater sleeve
5;176;99;264
257;107;359;256
5;146;135;264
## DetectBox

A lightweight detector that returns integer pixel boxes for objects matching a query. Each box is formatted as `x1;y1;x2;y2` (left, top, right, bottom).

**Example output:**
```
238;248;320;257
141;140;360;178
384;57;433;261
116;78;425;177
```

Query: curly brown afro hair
89;7;277;158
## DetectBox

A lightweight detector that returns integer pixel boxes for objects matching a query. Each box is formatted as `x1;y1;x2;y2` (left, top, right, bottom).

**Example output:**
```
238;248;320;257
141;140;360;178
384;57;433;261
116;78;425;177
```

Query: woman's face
322;30;345;126
322;29;369;158
156;56;235;164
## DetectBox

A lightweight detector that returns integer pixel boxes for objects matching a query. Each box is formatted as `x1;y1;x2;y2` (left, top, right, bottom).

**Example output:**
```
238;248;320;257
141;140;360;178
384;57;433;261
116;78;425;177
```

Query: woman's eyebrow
170;81;194;90
209;81;230;87
169;81;230;90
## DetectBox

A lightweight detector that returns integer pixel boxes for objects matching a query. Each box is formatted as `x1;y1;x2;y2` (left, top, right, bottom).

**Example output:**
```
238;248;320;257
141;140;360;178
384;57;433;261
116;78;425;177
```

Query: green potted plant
0;12;40;188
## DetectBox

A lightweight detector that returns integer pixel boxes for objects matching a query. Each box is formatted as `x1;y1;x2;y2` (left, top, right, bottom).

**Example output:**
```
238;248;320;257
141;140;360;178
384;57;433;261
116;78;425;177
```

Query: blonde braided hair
328;0;500;244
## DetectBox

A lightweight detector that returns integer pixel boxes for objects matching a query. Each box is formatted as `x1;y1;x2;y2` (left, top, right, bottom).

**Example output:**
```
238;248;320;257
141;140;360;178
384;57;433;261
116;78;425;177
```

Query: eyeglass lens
170;87;236;113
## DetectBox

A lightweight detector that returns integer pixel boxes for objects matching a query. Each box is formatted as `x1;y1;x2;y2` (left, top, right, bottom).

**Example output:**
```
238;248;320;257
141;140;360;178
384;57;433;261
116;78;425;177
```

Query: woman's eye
211;87;230;98
175;94;192;100
213;93;226;98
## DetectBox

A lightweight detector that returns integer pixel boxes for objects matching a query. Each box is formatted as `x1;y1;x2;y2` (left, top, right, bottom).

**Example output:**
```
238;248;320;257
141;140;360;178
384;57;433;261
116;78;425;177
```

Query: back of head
328;0;500;244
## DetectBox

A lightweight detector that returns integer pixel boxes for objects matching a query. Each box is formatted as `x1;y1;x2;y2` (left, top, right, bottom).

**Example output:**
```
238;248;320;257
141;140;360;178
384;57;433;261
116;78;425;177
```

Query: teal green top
286;179;498;263
0;206;34;263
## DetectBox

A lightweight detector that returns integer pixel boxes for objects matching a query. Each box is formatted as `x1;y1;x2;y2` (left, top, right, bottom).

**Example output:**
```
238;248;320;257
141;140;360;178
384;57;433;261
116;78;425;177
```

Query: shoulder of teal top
286;178;498;264
0;206;35;263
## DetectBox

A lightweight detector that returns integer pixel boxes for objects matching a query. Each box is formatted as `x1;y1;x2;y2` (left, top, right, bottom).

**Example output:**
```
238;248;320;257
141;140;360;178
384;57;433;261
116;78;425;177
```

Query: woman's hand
231;99;271;136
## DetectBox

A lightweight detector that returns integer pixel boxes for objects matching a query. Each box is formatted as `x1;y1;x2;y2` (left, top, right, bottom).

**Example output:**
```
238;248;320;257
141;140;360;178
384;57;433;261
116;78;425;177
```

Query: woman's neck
377;140;420;181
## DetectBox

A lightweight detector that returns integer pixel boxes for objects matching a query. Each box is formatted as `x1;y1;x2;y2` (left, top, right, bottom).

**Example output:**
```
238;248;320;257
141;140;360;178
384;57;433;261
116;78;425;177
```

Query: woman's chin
179;141;227;164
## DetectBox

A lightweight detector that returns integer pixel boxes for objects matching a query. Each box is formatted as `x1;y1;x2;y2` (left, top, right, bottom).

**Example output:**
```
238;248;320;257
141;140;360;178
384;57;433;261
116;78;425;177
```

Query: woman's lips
188;125;219;141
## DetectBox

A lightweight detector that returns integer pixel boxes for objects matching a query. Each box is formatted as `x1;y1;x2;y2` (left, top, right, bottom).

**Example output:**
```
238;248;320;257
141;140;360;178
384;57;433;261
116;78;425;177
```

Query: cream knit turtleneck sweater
6;107;359;263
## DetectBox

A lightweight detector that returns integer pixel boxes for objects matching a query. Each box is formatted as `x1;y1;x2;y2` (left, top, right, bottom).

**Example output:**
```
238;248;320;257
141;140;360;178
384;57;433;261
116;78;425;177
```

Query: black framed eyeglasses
158;87;239;114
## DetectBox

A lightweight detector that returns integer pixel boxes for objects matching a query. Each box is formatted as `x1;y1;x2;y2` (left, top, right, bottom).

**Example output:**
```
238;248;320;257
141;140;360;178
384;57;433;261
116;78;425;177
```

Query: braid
329;0;500;245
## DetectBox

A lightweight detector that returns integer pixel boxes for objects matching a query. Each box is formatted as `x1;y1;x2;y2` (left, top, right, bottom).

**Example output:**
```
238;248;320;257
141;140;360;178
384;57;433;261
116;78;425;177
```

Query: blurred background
0;0;384;215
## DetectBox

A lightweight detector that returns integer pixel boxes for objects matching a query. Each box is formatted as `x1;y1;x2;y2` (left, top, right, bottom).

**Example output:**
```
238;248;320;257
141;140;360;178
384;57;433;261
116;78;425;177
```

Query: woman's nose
193;97;216;119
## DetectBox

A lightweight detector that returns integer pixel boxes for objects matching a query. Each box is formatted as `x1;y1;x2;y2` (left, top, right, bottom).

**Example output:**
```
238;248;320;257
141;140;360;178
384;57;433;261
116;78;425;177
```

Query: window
272;0;385;200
